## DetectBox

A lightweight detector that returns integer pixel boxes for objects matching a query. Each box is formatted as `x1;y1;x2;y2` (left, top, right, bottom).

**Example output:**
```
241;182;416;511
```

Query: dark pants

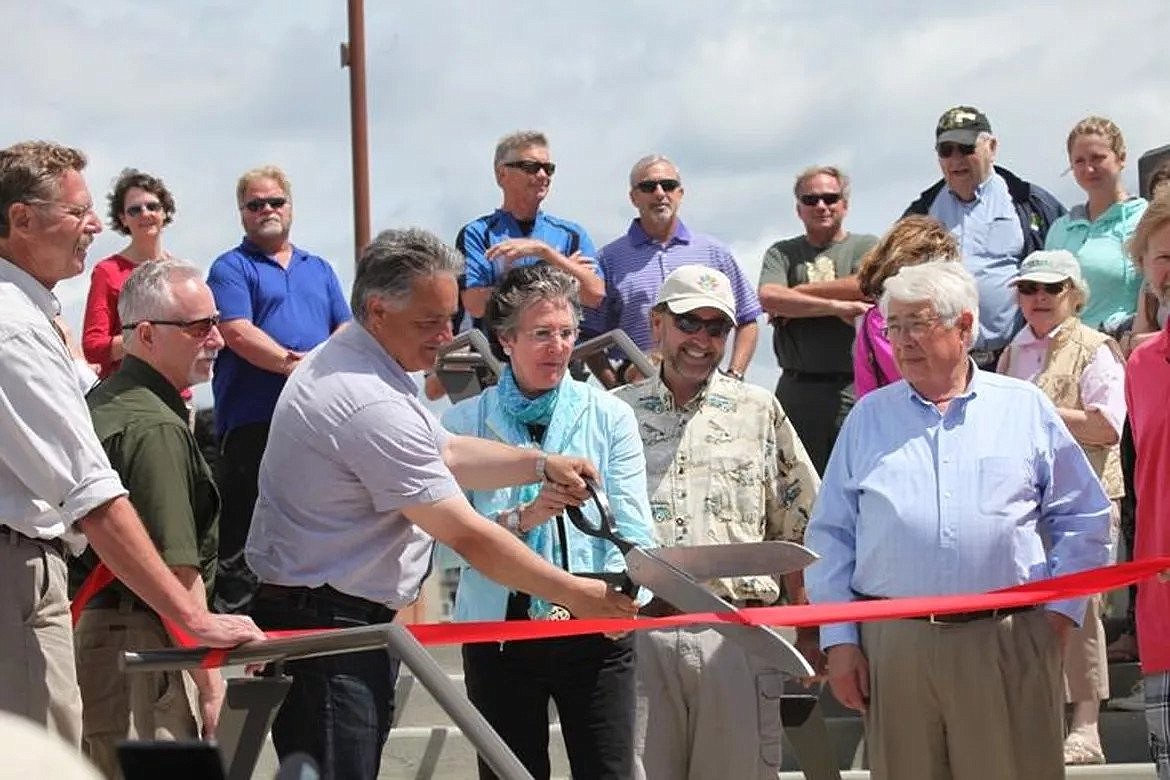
213;422;269;613
463;633;636;780
774;372;854;476
250;584;399;780
1120;417;1138;637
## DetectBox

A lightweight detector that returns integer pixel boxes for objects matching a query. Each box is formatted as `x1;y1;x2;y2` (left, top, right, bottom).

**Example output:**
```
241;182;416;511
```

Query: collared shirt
457;208;598;290
613;371;819;602
1124;322;1170;674
1000;321;1125;435
245;323;461;607
0;257;125;552
206;239;351;438
72;356;219;604
581;219;763;350
805;366;1112;649
929;173;1025;351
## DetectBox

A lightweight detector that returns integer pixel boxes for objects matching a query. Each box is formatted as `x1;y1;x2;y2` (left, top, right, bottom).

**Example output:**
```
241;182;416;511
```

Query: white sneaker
1110;679;1146;711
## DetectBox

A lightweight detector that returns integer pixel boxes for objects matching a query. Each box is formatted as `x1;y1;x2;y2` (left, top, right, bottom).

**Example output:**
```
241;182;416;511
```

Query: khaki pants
634;627;783;780
1065;595;1109;703
75;608;199;779
0;532;82;746
861;610;1063;780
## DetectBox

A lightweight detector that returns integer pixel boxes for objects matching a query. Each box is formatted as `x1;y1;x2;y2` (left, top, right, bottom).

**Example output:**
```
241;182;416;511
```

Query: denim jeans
250;584;399;780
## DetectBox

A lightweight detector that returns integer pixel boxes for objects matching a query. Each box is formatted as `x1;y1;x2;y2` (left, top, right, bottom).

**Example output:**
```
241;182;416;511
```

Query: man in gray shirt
245;227;638;779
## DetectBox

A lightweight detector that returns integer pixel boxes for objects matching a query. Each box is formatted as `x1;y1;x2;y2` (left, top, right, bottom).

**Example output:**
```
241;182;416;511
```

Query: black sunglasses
122;314;221;338
503;160;556;176
125;201;164;218
1016;281;1068;296
635;178;681;194
936;142;977;158
242;197;288;213
672;312;733;338
798;192;842;207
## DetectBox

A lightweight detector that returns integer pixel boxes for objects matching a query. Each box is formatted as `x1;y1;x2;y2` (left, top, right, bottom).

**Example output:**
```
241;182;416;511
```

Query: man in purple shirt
582;155;762;388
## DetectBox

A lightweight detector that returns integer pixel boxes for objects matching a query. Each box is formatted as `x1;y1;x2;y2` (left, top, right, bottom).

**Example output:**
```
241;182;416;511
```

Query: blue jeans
251;584;399;780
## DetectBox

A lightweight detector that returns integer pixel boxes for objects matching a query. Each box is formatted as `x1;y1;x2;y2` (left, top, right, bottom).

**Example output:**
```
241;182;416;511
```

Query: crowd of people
1;101;1169;780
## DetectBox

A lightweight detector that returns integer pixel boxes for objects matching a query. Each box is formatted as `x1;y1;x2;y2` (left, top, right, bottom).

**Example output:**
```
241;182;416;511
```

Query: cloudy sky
6;1;1169;399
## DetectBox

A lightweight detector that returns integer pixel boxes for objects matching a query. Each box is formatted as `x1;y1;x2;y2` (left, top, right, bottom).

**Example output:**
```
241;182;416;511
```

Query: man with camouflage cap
905;105;1065;369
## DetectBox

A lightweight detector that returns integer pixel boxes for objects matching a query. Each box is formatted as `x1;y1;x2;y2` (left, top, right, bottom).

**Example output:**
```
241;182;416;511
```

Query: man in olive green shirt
70;260;225;776
758;165;877;474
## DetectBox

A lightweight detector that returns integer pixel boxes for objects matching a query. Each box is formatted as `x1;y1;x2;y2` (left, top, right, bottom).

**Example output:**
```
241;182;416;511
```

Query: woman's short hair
106;168;177;235
856;215;961;299
487;264;581;337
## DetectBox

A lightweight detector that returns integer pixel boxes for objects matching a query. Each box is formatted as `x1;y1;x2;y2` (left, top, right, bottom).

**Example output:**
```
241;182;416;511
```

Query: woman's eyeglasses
1016;281;1068;296
522;326;578;345
125;202;163;218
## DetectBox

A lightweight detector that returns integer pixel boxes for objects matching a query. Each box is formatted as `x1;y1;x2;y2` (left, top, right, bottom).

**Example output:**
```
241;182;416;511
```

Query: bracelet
534;451;548;482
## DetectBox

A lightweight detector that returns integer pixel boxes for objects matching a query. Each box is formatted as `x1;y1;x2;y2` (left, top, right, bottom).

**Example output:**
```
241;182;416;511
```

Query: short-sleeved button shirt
245;324;462;607
72;355;219;604
206;239;351;438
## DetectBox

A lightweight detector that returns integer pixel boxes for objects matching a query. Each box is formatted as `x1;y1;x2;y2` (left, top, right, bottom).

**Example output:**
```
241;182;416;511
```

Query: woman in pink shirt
82;168;176;379
853;216;960;396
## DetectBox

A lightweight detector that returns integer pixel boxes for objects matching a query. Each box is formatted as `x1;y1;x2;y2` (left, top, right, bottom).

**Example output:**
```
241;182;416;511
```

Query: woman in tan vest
998;249;1125;766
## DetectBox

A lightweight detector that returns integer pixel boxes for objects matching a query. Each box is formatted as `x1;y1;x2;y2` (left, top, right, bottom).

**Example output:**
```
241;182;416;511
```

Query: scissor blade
625;548;814;678
648;541;818;580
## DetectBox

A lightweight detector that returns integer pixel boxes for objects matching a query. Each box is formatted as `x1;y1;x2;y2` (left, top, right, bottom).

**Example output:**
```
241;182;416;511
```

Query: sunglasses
798;192;843;207
1016;281;1068;296
635;178;681;194
125;201;164;218
241;197;288;213
672;312;733;338
502;160;556;176
936;142;977;158
123;314;221;339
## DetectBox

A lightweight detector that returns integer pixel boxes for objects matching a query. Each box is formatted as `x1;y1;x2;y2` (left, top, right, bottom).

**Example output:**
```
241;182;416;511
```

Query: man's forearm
220;320;298;375
78;497;202;628
173;566;223;697
795;276;864;301
728;321;759;374
759;284;846;318
545;250;605;308
462;286;493;319
443;435;542;490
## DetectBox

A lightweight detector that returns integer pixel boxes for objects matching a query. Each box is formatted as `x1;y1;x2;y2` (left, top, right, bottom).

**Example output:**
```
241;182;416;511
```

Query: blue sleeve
576;229;601;278
1033;394;1112;624
717;249;764;324
580;246;616;338
206;255;253;323
804;406;863;648
325;263;352;328
457;223;494;289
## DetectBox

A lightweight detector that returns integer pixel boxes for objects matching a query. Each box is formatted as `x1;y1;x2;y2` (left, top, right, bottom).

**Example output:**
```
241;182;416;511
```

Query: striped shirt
582;219;762;349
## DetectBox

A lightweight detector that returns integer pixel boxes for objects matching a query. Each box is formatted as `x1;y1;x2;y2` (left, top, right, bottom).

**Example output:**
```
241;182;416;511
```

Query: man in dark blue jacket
904;106;1065;368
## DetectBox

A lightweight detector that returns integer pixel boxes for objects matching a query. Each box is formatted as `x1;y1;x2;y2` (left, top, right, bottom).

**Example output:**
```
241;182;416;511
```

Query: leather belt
855;592;1035;625
255;583;396;626
2;525;65;556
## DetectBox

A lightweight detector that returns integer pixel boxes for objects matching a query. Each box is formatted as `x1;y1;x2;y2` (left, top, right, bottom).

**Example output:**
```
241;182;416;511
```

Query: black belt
855;592;1034;625
255;583;396;625
782;370;853;382
2;525;65;556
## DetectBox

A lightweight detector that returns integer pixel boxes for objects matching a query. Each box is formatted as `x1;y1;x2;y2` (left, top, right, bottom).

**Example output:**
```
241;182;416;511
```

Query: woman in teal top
442;263;654;780
1045;116;1147;330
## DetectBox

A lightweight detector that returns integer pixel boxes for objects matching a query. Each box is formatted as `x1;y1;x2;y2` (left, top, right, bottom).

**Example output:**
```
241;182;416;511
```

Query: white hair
628;154;679;187
880;260;979;338
118;260;205;347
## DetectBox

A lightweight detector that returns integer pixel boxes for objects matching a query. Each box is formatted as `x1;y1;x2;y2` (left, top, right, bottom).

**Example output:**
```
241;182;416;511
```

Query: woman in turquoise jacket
1045;115;1147;331
441;263;654;780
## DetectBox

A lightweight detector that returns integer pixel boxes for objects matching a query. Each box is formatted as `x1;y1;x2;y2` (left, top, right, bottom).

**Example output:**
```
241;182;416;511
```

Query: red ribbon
76;556;1170;669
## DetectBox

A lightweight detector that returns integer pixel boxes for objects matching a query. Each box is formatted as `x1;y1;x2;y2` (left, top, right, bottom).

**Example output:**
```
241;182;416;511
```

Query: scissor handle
565;477;633;554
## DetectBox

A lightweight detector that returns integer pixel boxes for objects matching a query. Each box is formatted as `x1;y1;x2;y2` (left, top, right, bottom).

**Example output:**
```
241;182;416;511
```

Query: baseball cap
1011;250;1083;285
936;106;992;146
655;265;736;322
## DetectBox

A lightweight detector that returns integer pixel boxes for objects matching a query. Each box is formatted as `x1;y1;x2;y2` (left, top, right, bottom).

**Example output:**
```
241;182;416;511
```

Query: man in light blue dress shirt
805;260;1110;779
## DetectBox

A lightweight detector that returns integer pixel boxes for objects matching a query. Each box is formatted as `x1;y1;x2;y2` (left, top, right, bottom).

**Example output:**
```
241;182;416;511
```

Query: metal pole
342;0;371;264
387;624;534;780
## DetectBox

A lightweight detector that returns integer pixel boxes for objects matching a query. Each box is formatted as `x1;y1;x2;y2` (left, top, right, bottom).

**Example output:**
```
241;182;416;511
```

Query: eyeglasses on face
1016;281;1068;296
25;198;96;221
521;326;579;345
122;314;221;339
798;192;843;207
881;316;942;341
241;197;288;213
634;178;681;194
125;201;164;218
936;142;977;158
502;160;557;176
672;312;733;338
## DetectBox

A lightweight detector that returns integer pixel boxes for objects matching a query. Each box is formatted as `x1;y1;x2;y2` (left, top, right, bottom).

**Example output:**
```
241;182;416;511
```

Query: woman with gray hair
997;249;1125;766
442;263;655;780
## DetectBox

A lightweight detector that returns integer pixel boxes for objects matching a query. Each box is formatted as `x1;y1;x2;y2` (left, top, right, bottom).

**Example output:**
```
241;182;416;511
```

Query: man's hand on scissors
541;454;599;501
563;576;637;620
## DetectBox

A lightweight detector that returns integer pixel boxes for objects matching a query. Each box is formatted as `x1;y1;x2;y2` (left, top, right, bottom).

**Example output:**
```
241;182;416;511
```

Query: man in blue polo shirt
457;131;603;336
206;165;350;613
582;154;762;388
